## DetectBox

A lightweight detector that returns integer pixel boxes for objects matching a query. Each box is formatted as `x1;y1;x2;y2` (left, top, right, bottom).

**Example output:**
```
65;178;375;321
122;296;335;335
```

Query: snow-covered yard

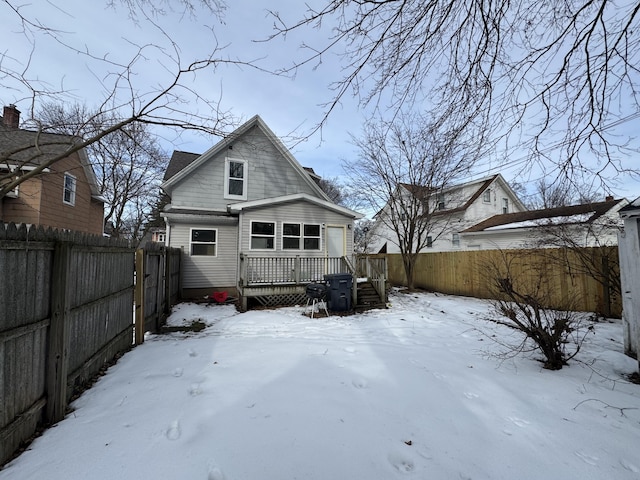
2;290;640;480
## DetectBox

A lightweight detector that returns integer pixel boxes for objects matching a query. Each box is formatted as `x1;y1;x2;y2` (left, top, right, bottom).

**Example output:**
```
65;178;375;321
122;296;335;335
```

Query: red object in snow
212;291;228;303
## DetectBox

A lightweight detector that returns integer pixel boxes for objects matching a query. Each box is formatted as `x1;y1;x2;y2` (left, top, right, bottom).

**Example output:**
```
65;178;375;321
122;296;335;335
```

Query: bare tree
532;178;602;209
347;112;475;289
0;0;257;198
353;218;375;253
36;103;169;239
268;1;640;188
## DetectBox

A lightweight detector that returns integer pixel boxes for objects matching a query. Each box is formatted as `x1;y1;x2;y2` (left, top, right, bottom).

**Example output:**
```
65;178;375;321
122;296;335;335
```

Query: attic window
502;198;509;214
436;193;445;210
483;189;491;203
63;173;76;206
224;158;247;200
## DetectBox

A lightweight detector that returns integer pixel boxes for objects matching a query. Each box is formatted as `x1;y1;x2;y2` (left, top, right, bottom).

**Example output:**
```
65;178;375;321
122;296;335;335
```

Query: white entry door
326;226;345;274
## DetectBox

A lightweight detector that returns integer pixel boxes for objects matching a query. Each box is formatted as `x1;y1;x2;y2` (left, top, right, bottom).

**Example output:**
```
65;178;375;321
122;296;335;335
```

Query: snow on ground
2;291;640;479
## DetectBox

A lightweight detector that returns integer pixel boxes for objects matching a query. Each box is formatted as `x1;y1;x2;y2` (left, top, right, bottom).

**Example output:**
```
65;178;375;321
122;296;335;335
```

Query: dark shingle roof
0;125;78;167
463;199;624;232
163;150;201;181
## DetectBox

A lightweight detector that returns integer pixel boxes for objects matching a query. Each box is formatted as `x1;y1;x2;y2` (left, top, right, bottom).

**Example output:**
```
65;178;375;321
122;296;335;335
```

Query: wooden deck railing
356;254;388;302
239;255;353;286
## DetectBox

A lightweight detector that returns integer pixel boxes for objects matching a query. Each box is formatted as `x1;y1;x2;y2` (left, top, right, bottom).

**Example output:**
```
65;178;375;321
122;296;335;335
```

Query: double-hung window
502;198;509;214
190;229;217;256
303;224;321;250
224;158;247;200
483;189;491;203
452;233;460;248
251;221;275;250
282;223;321;250
63;173;76;206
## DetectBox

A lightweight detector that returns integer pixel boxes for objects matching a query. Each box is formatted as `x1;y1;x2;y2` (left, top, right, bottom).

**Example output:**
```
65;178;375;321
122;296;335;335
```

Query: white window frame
282;222;302;250
483;189;491;203
426;236;433;248
224;157;247;200
190;228;218;256
436;193;445;210
250;220;276;250
63;173;76;206
303;224;321;251
452;233;460;248
502;197;509;214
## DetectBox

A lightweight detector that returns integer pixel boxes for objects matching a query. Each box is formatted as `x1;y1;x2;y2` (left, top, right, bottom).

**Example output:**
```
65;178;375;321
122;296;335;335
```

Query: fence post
134;249;145;345
164;247;172;314
46;241;71;424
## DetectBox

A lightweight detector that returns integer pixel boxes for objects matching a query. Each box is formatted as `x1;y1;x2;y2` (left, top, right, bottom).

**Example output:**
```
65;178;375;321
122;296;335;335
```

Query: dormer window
224;158;247;200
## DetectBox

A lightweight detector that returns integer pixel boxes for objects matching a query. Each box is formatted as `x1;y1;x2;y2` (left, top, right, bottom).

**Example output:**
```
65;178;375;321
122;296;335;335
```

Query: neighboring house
618;197;640;361
0;104;105;235
160;115;365;309
461;197;627;250
371;174;526;253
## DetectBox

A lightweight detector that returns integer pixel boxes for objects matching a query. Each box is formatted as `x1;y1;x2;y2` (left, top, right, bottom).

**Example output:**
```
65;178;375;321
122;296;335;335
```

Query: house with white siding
618;197;640;363
461;198;627;250
160;115;381;310
370;174;527;253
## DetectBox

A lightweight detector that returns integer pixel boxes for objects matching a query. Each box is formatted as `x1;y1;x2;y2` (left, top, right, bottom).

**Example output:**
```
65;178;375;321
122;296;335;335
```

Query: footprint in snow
189;383;202;396
188;349;198;357
166;420;181;441
507;416;530;428
575;450;599;466
173;368;183;377
620;459;640;472
208;466;226;480
388;452;415;473
352;378;369;389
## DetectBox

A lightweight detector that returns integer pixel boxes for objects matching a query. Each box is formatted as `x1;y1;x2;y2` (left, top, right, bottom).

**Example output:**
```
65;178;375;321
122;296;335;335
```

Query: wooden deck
238;254;387;311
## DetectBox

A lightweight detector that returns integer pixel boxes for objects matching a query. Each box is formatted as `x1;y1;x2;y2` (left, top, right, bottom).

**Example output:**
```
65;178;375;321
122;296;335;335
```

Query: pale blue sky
1;0;638;202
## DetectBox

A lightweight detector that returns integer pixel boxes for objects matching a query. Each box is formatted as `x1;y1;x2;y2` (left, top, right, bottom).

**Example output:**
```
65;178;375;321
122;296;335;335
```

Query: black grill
306;283;326;299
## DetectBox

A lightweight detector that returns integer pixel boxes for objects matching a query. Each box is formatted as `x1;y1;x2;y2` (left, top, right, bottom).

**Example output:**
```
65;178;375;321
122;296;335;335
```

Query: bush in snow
484;251;594;370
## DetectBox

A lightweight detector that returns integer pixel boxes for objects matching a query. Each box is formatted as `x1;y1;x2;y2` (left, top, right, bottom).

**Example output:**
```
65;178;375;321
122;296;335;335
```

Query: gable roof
619;196;640;218
161;115;330;201
396;173;526;216
0;124;103;201
227;193;363;219
164;150;200;181
463;198;626;232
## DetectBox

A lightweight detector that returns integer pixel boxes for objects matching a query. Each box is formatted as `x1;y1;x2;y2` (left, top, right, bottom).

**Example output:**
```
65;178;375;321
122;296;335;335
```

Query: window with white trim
452;233;460;248
483;189;491;203
436;193;445;210
303;224;321;250
190;229;217;256
251;221;275;250
502;197;509;214
426;236;433;248
283;223;301;249
224;158;247;199
63;173;76;205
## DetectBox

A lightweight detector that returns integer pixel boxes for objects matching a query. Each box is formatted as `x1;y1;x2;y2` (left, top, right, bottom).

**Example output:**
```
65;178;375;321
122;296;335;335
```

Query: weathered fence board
0;223;135;466
134;244;182;342
385;246;621;317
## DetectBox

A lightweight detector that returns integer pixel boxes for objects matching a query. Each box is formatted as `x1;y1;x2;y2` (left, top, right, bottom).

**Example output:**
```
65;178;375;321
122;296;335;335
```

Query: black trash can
323;273;353;312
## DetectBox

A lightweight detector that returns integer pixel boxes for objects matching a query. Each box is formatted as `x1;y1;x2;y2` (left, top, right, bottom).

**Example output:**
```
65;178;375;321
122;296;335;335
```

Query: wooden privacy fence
385;246;621;317
134;244;181;343
0;223;134;466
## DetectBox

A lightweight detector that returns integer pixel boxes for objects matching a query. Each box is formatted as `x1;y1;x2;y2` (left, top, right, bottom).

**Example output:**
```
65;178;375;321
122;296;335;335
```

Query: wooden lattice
253;293;307;307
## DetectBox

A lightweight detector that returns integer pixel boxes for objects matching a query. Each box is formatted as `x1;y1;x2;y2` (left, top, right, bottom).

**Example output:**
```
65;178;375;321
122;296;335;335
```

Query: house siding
238;202;355;256
170;125;320;211
2;153;104;235
169;221;239;289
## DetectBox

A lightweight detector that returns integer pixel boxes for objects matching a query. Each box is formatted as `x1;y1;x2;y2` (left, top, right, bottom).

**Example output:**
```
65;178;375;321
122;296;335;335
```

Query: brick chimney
605;195;614;202
2;104;20;128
